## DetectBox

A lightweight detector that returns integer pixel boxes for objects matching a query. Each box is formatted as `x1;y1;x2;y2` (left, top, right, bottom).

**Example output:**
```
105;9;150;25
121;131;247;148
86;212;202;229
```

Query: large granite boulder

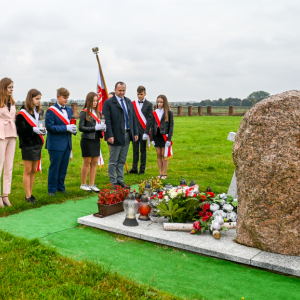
233;90;300;256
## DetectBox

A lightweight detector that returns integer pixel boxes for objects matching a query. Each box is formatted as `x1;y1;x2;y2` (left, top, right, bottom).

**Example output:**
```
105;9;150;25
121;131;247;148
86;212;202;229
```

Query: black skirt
80;132;101;157
153;128;166;147
21;144;43;161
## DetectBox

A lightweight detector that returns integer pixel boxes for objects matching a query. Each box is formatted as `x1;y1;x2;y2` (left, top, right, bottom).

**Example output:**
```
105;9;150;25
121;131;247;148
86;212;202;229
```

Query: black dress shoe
139;171;145;175
30;195;37;204
57;191;71;195
48;192;56;196
117;181;130;189
129;169;138;174
25;195;36;204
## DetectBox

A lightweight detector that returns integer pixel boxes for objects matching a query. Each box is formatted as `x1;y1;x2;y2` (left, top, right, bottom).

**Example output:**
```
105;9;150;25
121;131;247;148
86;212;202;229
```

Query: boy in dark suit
129;86;153;174
45;88;77;196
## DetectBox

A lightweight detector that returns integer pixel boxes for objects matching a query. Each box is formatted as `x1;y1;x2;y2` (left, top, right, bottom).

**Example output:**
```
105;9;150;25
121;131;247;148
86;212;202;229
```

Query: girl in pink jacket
0;78;17;207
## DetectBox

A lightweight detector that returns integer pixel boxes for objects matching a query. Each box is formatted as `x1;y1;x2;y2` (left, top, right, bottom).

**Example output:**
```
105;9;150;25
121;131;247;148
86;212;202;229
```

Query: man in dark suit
45;88;77;196
102;82;138;188
129;86;153;174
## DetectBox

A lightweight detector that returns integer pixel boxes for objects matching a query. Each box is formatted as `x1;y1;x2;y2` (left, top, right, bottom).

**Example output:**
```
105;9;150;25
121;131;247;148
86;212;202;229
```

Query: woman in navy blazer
45;87;77;196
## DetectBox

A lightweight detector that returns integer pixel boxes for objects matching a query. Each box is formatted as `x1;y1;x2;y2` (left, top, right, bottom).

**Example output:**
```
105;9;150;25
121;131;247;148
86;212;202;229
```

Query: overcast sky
1;0;300;102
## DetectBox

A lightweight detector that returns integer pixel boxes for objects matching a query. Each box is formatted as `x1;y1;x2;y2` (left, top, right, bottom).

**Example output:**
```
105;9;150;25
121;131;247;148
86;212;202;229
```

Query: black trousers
132;133;147;172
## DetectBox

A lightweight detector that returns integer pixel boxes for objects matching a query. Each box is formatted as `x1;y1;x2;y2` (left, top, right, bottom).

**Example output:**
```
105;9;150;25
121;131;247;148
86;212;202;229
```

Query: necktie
120;99;129;129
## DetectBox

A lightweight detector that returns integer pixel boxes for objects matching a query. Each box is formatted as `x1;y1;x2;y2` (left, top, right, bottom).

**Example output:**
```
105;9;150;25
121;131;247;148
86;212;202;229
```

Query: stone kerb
233;90;300;256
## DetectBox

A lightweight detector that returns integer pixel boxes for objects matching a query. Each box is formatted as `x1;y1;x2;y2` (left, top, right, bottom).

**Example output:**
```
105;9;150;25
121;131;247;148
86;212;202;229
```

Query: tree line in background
186;91;270;107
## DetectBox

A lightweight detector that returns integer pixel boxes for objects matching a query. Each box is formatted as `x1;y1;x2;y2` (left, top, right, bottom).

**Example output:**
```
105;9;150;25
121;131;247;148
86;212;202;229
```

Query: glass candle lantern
123;192;139;226
38;119;45;129
189;180;196;187
70;114;76;125
180;178;188;187
163;183;173;191
143;181;153;198
138;194;151;221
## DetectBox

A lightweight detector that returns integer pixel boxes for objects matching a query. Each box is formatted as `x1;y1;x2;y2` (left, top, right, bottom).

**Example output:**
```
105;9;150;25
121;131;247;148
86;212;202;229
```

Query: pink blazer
0;105;17;140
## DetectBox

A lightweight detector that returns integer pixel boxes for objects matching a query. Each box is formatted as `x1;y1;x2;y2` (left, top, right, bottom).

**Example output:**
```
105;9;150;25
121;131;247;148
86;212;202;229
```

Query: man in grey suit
102;82;139;189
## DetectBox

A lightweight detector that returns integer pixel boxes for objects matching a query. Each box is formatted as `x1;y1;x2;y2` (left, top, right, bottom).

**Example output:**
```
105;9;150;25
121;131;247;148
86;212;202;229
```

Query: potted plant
95;184;130;218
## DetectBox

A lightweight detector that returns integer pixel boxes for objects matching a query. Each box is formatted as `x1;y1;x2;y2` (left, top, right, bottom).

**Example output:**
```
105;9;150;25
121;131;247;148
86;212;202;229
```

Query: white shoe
90;185;100;192
80;184;92;191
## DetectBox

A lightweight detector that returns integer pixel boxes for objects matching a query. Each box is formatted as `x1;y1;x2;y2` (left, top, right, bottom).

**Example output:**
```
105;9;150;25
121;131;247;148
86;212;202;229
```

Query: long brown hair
83;92;100;121
25;89;42;114
0;77;15;108
157;94;170;122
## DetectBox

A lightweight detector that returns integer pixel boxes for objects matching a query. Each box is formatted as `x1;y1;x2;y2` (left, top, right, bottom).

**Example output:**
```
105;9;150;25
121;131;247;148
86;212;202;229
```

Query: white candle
128;207;135;219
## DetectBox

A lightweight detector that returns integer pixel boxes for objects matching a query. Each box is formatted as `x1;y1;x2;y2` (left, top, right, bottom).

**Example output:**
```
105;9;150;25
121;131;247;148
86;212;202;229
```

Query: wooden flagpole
92;47;129;174
92;47;109;100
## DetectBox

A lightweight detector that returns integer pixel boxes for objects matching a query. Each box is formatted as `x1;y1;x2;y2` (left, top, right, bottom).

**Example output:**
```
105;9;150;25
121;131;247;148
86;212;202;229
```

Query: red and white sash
18;109;44;171
83;109;104;167
153;110;173;160
48;106;73;161
48;106;70;125
132;100;151;149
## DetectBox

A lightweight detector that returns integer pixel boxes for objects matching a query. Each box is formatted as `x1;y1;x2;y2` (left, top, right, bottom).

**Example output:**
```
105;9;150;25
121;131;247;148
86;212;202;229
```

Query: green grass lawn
0;116;243;300
0;230;183;300
2;116;241;217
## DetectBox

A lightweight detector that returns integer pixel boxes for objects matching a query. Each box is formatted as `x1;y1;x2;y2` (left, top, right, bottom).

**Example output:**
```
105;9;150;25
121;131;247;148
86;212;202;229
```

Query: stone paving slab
79;212;298;277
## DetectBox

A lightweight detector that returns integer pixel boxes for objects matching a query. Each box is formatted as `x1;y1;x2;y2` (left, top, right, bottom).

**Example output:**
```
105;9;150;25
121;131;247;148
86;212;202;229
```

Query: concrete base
78;212;300;277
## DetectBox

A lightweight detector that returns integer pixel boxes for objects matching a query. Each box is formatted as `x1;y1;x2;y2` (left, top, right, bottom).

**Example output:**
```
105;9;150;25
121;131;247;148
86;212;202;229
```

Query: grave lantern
163;183;173;191
38;115;46;134
143;181;153;198
138;194;151;221
189;180;196;187
123;192;139;226
180;178;188;186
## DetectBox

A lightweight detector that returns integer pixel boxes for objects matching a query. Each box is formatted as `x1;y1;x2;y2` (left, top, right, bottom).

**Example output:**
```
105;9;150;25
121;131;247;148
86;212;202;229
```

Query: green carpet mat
0;197;299;300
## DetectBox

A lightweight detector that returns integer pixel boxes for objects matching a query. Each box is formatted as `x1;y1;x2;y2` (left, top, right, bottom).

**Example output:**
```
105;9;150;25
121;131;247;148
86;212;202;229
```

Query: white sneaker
90;185;100;192
80;184;92;191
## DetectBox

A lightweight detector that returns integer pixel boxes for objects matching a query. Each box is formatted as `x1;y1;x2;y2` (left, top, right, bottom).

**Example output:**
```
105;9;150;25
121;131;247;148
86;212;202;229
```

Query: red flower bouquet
98;184;130;205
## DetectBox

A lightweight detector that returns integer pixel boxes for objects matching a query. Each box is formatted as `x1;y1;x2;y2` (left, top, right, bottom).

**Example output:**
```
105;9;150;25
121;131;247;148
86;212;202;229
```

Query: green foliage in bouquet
156;199;186;223
156;194;201;223
138;177;163;194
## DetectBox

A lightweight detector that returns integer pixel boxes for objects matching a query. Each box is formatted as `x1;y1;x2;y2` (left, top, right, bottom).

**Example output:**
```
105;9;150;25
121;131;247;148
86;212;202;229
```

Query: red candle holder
138;194;151;221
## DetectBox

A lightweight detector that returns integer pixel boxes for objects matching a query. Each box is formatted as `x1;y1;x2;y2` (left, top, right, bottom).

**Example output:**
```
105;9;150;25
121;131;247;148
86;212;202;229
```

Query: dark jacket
45;102;73;151
102;95;139;146
134;99;153;135
15;105;44;148
145;110;174;142
79;110;103;139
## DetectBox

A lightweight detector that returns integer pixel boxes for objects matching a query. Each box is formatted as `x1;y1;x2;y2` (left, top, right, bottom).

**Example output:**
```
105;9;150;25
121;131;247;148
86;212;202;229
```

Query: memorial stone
233;90;300;255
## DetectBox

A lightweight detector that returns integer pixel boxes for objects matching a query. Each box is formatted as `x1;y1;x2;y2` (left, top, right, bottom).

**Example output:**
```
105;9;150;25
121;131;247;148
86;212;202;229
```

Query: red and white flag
97;69;108;113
